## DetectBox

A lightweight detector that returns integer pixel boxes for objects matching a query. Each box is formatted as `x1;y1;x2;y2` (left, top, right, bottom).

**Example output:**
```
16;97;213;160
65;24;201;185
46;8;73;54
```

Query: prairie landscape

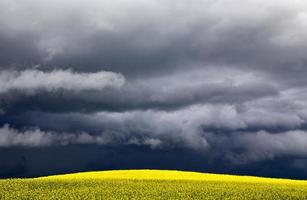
1;170;307;200
2;0;307;199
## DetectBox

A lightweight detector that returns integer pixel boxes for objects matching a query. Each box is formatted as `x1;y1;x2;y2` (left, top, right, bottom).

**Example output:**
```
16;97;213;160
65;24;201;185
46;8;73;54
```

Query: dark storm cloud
0;32;44;69
1;0;307;77
1;145;307;179
0;68;279;114
1;0;307;178
2;102;306;152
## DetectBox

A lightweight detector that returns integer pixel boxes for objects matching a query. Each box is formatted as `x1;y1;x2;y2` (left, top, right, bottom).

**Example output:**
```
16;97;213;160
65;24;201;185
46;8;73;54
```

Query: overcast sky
1;0;307;179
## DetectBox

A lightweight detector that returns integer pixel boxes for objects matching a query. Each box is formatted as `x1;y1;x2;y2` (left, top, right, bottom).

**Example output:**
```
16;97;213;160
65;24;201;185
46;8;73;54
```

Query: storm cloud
1;0;307;178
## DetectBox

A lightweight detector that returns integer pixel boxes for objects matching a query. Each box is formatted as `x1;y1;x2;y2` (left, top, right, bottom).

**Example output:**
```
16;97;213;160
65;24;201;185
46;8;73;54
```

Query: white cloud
0;69;125;93
0;124;166;148
0;124;106;147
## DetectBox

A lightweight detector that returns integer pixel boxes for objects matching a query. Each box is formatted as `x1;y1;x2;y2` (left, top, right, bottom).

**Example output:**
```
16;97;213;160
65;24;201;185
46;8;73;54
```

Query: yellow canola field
40;169;306;183
1;170;307;199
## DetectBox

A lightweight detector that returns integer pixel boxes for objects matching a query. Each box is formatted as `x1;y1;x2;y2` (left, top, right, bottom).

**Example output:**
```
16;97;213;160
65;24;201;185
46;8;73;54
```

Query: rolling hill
1;170;307;199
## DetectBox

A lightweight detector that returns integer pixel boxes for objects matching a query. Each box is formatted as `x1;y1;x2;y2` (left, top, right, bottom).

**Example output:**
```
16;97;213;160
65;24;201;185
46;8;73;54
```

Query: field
1;170;307;199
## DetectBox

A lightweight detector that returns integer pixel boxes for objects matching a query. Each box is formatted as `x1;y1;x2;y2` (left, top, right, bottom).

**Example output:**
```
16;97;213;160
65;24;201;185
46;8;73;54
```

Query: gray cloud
212;130;307;164
1;0;307;77
239;130;307;159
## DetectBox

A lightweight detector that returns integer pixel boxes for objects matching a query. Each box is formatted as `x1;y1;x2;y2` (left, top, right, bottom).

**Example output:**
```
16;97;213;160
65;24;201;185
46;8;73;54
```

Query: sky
1;0;307;179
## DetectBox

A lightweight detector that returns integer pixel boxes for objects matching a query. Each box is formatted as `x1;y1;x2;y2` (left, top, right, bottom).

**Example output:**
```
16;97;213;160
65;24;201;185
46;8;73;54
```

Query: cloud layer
1;0;307;178
0;69;125;93
0;124;104;147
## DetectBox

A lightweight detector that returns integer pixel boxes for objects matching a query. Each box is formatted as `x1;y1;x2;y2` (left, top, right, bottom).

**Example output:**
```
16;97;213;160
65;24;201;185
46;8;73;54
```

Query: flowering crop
0;170;306;199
